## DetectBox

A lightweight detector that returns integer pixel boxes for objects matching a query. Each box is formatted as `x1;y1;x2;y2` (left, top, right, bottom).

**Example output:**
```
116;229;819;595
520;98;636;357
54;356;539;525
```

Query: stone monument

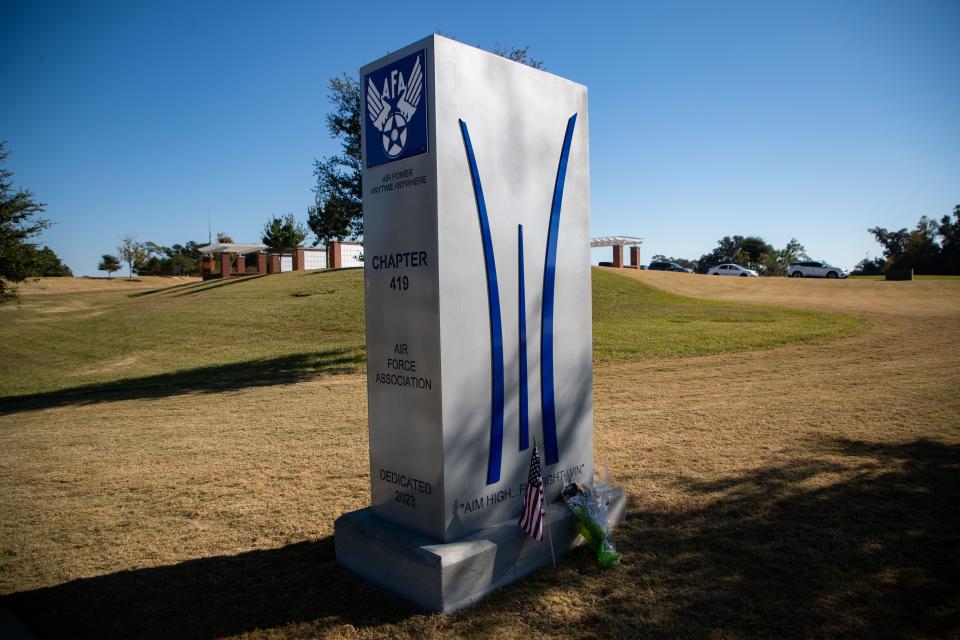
334;34;624;612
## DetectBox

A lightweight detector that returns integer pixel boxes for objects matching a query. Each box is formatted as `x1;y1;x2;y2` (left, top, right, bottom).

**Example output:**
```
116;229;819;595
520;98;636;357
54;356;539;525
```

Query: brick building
198;241;363;280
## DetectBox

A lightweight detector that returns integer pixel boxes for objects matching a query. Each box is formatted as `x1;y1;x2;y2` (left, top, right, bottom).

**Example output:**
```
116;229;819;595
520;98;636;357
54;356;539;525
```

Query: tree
650;254;696;270
216;232;234;244
694;235;783;275
98;254;121;278
695;236;738;273
29;246;72;276
308;74;363;246
767;238;808;276
896;216;941;274
262;214;307;253
492;43;544;69
851;256;885;276
938;205;960;274
0;142;51;301
308;43;546;246
137;241;202;276
117;235;147;280
867;226;910;263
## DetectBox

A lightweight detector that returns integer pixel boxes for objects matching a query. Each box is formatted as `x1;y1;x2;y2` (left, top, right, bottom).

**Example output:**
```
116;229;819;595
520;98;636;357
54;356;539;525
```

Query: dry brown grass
623;269;960;317
14;275;200;296
1;272;958;638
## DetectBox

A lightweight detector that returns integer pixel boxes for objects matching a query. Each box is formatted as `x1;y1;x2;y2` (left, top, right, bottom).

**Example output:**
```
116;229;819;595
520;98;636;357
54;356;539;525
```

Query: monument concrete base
334;487;626;612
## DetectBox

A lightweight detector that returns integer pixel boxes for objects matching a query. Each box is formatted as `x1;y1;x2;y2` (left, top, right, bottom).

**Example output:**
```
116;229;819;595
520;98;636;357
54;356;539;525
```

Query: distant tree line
108;212;310;279
105;236;204;279
655;236;809;276
854;205;960;275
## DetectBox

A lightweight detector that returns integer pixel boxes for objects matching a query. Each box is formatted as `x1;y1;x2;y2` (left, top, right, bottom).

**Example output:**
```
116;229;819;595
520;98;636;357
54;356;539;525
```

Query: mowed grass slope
1;271;367;400
591;268;858;361
1;268;857;402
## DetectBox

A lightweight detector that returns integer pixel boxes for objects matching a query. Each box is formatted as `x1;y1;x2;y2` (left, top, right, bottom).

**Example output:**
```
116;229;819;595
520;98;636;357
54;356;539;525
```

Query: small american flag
518;444;544;540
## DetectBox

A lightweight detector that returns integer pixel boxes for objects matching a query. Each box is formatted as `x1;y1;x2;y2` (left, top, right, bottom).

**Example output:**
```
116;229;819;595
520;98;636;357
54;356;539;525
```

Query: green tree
216;231;234;244
735;236;775;271
868;226;910;263
29;246;72;276
896;216;941;274
650;254;696;270
0;142;50;301
308;74;363;245
867;211;960;275
262;214;307;253
98;254;121;278
767;238;808;276
851;256;885;275
696;236;738;273
938;205;960;274
117;235;147;280
308;43;546;246
492;43;544;69
136;241;202;276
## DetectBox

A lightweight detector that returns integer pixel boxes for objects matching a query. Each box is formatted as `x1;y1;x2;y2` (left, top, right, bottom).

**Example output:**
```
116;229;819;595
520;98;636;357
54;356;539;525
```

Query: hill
0;268;857;403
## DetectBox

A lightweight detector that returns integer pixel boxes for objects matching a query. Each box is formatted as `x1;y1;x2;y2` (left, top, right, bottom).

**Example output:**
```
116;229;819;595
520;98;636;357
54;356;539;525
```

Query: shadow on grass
0;538;417;639
1;437;956;638
128;275;270;298
127;280;211;297
597;436;960;637
0;348;365;416
173;274;268;297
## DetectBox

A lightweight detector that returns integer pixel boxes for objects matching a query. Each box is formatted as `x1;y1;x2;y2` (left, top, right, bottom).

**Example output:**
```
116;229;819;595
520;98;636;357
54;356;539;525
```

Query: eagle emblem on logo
367;54;423;158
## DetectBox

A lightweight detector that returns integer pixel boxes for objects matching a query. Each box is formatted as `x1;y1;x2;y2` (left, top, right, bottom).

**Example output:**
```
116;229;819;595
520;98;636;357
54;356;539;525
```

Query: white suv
788;261;848;279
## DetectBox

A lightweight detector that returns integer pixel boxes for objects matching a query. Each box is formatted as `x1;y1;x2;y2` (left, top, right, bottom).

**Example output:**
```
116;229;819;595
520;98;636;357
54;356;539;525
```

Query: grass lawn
0;271;367;400
4;270;957;639
591;268;858;361
1;268;857;403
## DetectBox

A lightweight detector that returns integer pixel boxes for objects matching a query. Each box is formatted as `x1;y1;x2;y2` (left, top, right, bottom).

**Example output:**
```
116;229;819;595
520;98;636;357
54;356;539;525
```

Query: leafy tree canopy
27;246;72;277
0;142;61;300
868;207;960;275
650;254;697;270
135;241;203;276
694;236;806;276
262;214;307;253
117;235;147;280
98;254;121;278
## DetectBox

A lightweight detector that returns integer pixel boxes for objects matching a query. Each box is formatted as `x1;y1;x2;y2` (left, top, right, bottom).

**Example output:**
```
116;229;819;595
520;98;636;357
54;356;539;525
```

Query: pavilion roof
590;236;643;248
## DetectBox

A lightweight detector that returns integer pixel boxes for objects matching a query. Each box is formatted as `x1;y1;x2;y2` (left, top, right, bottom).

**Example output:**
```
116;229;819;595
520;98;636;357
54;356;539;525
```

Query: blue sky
3;0;958;275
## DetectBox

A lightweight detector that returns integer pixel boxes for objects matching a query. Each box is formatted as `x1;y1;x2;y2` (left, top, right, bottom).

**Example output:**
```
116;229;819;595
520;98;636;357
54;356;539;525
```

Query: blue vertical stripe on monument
540;113;578;467
459;119;505;485
518;224;529;451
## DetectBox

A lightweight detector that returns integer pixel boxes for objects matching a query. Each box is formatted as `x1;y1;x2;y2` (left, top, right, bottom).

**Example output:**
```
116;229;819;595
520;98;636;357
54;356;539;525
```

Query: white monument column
335;34;624;612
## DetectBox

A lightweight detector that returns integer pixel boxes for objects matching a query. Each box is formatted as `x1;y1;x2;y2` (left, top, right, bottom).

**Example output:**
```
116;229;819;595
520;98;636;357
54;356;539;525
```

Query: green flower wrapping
562;484;621;566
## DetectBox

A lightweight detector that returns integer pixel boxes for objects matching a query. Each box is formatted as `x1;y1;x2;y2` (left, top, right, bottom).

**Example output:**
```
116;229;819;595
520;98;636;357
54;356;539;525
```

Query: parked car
788;261;849;279
648;261;693;273
707;263;758;277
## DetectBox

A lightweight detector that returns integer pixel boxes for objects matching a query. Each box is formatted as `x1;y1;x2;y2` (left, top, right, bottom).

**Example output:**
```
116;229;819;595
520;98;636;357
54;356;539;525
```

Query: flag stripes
518;444;544;541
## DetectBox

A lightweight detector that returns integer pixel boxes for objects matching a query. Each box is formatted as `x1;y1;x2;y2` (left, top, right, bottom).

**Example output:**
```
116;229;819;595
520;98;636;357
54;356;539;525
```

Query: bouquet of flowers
561;481;620;566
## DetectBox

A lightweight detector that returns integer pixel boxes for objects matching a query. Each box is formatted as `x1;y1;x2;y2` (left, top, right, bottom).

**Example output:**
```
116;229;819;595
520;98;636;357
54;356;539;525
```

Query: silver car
788;261;848;278
707;263;758;277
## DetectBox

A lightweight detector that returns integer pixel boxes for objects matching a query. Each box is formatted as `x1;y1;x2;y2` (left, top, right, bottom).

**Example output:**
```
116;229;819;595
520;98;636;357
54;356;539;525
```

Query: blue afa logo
364;50;429;169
